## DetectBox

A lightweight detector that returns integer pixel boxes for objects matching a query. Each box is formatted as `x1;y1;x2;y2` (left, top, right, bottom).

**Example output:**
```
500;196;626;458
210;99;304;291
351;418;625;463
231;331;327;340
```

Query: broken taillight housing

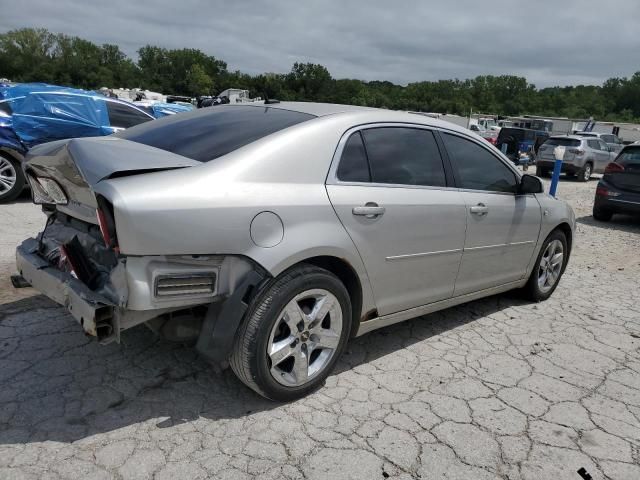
96;196;119;252
26;173;68;205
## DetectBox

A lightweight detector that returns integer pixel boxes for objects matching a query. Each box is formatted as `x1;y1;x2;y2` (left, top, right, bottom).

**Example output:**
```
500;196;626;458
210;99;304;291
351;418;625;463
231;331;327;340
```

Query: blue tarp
11;91;112;147
148;102;193;118
0;83;137;149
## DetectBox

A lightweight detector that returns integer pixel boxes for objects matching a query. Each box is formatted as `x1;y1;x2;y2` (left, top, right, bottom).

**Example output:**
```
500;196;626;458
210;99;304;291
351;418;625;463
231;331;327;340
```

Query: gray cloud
2;0;638;87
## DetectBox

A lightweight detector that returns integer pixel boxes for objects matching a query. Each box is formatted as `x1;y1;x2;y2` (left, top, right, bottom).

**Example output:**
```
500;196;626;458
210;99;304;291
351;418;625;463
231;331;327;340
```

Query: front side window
598;140;609;151
441;133;518;193
361;127;446;187
337;132;370;182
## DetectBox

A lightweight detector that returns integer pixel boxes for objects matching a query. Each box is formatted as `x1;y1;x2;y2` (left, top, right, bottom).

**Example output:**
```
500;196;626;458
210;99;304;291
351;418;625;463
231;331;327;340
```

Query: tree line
2;27;640;122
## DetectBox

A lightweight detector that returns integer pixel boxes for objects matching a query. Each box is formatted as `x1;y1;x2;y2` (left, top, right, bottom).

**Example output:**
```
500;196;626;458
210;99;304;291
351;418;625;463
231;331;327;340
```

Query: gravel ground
1;177;639;480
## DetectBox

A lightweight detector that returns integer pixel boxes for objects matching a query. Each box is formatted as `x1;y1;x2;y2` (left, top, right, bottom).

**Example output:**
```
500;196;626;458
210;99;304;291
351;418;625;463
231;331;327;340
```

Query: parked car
575;131;624;154
592;144;640;221
469;124;498;145
496;127;549;165
15;102;575;400
0;84;154;202
536;135;616;182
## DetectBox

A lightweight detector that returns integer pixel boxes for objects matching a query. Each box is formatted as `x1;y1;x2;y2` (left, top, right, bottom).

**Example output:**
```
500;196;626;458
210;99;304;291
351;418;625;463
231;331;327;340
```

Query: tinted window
587;140;600;150
617;147;640;168
442;133;517;193
337;132;370;182
598;140;609;151
601;135;614;143
106;102;153;128
545;138;581;147
361;127;446;187
118;105;315;162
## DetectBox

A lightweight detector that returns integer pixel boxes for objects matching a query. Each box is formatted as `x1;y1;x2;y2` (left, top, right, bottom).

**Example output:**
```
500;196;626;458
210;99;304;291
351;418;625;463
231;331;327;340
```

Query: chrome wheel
267;288;343;387
583;164;592;181
0;157;17;195
537;239;564;293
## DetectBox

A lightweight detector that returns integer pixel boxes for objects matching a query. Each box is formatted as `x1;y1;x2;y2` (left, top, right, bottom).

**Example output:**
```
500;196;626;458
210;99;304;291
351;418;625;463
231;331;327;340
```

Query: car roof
550;135;586;141
231;101;473;135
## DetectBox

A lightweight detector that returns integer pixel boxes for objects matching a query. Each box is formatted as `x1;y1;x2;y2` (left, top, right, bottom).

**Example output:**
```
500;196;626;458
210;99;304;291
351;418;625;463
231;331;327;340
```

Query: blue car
0;84;154;202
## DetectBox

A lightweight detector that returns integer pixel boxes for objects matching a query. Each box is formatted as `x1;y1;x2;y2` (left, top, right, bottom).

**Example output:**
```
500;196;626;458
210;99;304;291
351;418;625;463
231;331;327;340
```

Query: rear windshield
575;132;597;137
617;147;640;167
498;128;525;141
544;138;581;147
117;105;315;162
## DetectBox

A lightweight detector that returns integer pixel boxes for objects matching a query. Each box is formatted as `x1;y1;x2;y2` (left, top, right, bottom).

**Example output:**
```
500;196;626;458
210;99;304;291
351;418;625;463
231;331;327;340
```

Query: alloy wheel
583;164;592;181
267;288;343;387
0;157;17;195
537;239;564;293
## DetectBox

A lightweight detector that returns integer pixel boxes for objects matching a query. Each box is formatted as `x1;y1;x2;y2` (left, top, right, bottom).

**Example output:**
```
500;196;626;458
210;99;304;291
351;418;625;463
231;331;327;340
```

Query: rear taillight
604;162;625;174
96;196;119;252
568;149;584;155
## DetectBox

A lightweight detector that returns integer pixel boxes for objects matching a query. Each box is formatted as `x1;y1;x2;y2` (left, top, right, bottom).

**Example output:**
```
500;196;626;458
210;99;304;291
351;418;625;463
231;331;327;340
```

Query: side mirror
518;174;543;194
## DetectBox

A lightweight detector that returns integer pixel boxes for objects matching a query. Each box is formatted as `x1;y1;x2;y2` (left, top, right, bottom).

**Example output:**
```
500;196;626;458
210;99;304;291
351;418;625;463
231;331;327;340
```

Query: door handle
470;203;489;216
352;203;385;218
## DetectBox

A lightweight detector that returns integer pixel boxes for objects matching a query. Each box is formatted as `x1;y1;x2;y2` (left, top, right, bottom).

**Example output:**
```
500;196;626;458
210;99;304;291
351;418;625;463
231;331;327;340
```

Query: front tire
230;264;352;401
0;154;24;203
523;229;568;302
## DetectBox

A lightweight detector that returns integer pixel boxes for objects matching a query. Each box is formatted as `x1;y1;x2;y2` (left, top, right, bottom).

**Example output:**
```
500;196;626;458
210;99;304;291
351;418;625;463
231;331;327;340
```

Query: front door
439;132;542;296
327;127;467;315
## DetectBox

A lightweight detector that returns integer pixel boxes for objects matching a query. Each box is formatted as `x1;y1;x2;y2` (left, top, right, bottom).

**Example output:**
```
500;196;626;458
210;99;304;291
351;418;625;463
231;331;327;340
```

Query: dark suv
593;144;640;221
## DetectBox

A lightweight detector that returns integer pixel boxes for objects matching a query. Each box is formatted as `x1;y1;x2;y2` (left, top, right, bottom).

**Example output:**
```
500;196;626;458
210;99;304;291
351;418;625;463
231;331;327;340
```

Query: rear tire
230;264;352;401
0;154;25;203
593;206;613;222
523;229;568;302
536;166;549;177
577;163;592;182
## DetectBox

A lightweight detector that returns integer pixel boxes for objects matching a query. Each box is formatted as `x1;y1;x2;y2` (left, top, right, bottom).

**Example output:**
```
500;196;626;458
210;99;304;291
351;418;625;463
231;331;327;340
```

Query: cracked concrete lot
1;175;639;480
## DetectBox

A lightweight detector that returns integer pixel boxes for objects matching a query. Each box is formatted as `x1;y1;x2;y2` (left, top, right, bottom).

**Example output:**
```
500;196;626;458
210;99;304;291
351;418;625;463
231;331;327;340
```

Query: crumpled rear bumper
15;237;115;339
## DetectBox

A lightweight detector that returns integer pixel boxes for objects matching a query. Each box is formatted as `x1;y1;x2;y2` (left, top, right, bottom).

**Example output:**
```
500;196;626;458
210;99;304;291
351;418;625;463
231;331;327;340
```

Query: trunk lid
607;148;640;193
25;137;199;223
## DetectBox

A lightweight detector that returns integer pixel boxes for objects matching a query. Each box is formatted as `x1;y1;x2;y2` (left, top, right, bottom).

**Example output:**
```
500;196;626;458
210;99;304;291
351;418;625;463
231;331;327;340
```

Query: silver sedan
15;102;575;400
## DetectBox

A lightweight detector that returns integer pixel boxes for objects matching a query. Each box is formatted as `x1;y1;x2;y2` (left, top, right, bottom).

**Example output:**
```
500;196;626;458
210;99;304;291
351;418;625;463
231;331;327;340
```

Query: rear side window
361;127;446;187
106;102;152;129
118;105;315;162
545;138;581;147
442;133;517;193
337;132;370;182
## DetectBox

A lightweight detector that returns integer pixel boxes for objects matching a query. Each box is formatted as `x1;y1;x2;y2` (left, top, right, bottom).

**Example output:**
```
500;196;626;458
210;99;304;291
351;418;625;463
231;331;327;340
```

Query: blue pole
549;158;562;197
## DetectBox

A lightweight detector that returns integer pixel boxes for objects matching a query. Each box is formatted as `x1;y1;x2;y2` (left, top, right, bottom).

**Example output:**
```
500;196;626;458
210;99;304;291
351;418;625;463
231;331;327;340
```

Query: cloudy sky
2;0;639;87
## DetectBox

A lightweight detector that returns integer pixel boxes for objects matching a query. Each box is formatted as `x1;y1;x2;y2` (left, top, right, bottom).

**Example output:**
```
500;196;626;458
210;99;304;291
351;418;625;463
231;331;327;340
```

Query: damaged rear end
15;136;208;343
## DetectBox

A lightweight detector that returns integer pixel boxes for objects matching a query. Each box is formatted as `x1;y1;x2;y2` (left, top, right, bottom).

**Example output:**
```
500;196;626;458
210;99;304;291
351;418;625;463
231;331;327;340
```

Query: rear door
595;139;613;172
327;126;467;315
439;132;542;296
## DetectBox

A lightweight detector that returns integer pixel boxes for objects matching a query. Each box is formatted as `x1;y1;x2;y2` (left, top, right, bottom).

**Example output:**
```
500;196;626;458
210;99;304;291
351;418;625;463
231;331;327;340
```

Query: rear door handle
470;203;489;216
352;203;385;218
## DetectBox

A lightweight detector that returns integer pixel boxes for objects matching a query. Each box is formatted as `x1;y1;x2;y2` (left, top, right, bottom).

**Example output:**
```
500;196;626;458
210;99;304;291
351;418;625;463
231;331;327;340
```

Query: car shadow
576;214;640;233
0;291;528;444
